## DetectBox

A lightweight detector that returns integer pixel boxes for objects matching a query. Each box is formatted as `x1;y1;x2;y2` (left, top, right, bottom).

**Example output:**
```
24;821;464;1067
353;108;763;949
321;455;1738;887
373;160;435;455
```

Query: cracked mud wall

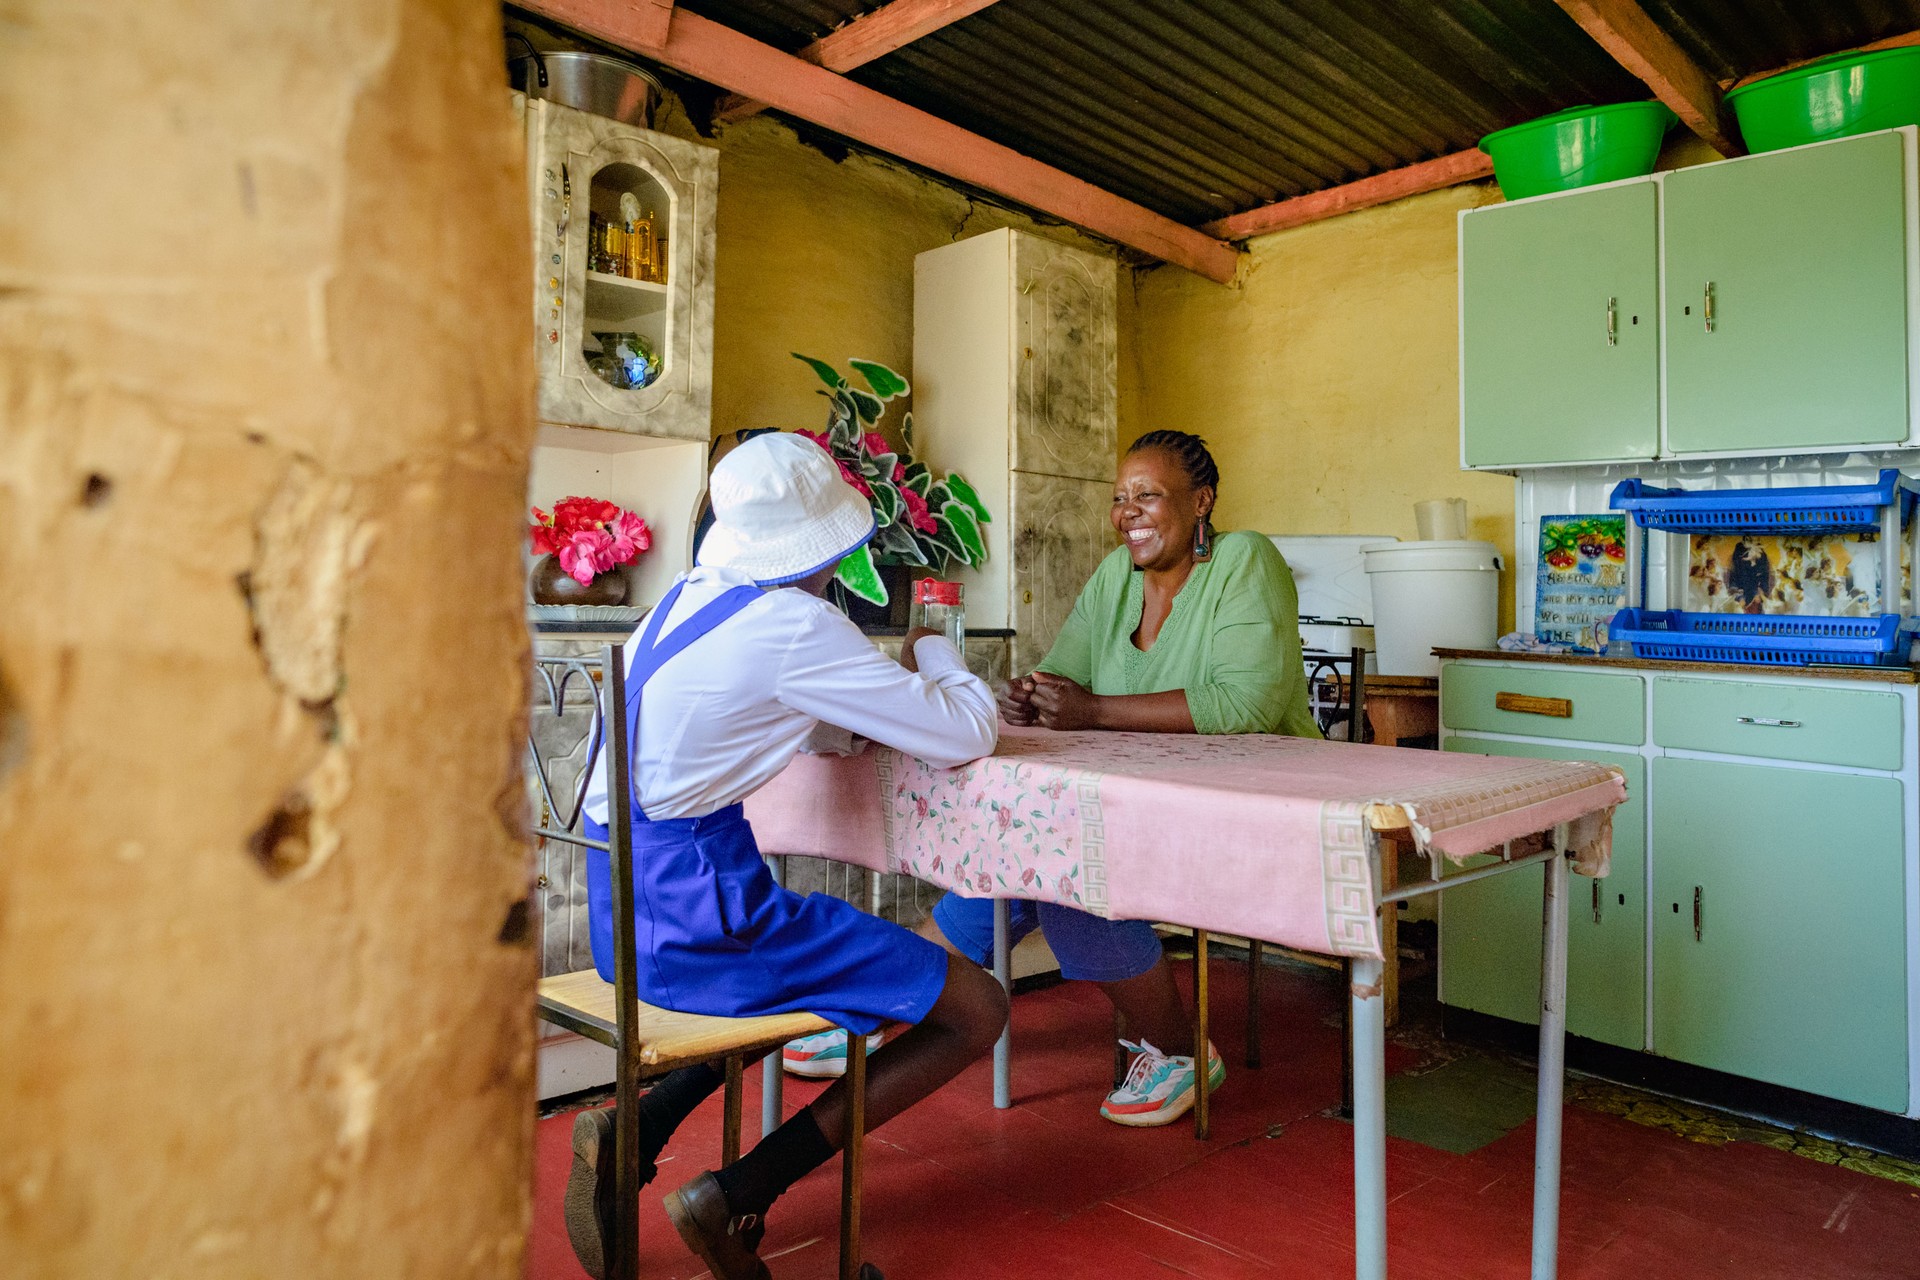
0;3;537;1276
682;110;1140;449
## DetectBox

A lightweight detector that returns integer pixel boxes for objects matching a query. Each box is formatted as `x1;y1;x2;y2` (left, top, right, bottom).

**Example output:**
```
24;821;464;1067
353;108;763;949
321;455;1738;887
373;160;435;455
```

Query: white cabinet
914;229;1118;672
521;95;717;440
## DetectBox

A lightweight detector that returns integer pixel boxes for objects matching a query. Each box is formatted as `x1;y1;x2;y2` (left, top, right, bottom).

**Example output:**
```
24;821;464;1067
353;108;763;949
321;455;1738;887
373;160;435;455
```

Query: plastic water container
1362;541;1504;677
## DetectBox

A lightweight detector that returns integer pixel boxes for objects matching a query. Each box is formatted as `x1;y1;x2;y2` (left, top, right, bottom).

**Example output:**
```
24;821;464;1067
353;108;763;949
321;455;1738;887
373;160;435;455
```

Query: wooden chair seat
538;969;833;1076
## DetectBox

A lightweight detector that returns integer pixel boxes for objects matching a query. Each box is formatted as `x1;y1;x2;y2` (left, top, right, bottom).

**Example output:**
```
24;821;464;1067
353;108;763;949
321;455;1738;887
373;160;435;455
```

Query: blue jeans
931;892;1162;982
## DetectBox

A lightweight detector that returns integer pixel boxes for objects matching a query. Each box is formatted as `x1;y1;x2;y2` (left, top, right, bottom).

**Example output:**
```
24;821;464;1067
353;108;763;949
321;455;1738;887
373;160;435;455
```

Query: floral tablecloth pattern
748;727;1626;961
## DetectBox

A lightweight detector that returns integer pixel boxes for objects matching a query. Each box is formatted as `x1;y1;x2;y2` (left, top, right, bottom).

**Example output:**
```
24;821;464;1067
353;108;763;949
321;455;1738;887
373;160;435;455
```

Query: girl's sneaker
1099;1038;1226;1127
780;1028;884;1078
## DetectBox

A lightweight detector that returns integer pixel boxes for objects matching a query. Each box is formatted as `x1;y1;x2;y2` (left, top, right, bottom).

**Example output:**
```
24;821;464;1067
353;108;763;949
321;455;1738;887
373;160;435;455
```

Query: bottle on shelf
910;579;965;658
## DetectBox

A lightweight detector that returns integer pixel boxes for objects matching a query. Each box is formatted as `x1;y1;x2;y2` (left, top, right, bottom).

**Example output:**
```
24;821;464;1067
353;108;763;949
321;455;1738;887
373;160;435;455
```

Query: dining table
745;724;1626;1280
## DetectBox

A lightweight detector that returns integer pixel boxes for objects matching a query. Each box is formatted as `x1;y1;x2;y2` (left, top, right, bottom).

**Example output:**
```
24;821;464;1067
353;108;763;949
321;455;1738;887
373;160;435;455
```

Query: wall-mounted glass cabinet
519;94;717;440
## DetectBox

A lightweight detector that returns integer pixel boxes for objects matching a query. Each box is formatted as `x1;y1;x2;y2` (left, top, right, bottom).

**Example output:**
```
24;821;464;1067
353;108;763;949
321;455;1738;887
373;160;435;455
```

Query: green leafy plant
789;353;990;606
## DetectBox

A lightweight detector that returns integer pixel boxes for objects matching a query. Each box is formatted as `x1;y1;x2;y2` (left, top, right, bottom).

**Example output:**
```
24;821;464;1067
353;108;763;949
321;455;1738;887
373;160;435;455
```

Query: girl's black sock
634;1062;725;1165
712;1106;835;1219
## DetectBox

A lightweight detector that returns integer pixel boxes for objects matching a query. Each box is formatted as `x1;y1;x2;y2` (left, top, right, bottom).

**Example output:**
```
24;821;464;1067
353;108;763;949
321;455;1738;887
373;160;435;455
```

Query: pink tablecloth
745;728;1626;961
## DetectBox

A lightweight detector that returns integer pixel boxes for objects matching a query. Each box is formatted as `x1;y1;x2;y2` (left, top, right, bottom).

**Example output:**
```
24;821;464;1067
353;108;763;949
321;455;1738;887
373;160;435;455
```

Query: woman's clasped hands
998;671;1100;730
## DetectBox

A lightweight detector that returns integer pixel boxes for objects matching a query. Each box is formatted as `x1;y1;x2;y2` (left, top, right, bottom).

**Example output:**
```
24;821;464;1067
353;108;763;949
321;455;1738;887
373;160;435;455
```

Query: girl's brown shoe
662;1171;770;1280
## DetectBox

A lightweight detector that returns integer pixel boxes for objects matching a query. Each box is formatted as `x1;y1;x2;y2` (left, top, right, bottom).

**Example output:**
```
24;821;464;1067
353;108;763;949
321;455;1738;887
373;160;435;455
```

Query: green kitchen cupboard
1460;179;1659;467
1662;131;1912;455
1650;757;1907;1111
1439;739;1646;1049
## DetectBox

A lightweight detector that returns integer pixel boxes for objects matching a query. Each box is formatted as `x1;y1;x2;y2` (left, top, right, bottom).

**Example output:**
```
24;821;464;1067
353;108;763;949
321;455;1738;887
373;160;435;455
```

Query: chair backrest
527;646;638;1000
1306;647;1370;744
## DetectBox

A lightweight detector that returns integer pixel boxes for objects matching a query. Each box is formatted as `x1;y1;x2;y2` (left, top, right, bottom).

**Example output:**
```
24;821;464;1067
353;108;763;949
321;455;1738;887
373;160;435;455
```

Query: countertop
1434;647;1920;685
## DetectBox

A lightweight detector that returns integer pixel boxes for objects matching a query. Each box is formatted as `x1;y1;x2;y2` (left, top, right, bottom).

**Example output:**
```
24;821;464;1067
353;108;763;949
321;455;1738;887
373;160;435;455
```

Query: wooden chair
1117;648;1371;1139
530;647;873;1280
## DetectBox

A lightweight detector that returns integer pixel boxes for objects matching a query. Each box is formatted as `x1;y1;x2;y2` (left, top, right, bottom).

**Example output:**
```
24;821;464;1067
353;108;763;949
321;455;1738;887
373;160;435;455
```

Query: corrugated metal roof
669;0;1920;227
1640;0;1920;84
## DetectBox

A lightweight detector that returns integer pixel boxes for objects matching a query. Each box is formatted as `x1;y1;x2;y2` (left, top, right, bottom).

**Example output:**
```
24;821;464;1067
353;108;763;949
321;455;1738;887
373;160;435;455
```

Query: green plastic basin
1727;46;1920;153
1480;101;1677;200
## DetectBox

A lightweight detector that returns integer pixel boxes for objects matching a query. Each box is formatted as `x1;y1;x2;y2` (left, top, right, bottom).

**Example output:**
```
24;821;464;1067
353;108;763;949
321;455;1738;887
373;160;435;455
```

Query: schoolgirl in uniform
570;433;1008;1279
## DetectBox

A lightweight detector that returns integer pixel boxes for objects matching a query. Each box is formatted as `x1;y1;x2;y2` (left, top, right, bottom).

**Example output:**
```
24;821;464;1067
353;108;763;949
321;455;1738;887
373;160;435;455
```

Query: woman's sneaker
1099;1038;1226;1127
781;1028;884;1078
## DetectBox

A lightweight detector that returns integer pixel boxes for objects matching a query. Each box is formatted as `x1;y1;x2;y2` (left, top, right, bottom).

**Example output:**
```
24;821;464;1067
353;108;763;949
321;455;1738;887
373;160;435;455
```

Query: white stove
1268;534;1395;666
1269;534;1396;730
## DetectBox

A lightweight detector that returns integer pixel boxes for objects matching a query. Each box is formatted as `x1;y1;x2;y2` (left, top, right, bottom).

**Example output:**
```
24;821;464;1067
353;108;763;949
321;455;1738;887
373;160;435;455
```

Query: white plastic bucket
1361;540;1503;677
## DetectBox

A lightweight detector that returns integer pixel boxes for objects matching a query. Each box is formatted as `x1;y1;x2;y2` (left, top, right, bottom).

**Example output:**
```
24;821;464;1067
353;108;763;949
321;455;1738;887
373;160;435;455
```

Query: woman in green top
937;430;1316;1127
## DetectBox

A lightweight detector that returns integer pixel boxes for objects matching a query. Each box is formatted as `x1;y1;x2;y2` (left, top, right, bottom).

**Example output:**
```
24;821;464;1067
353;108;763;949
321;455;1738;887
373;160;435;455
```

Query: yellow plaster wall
658;105;1130;445
1127;134;1724;637
1129;180;1518;629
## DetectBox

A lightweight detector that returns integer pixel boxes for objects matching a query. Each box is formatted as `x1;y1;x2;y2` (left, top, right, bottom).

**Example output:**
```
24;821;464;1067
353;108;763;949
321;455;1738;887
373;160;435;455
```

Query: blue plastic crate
1609;469;1919;534
1607;609;1914;666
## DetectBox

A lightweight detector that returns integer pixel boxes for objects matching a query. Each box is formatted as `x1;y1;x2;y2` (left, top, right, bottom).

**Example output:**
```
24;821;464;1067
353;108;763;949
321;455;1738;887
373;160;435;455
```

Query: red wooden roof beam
520;0;1240;283
1555;0;1743;156
716;0;1007;124
1203;149;1494;242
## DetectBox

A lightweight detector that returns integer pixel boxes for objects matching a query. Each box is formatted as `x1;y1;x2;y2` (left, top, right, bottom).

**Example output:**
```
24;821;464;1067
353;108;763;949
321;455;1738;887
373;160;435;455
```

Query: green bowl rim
1727;44;1920;102
1479;100;1679;152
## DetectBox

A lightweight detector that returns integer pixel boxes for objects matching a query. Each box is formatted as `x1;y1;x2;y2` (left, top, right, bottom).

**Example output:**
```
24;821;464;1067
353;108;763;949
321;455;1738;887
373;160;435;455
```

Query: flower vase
530;555;628;607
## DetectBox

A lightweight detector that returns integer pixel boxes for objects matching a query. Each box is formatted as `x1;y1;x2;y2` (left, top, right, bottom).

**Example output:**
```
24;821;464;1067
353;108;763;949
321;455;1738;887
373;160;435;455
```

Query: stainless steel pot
511;49;662;129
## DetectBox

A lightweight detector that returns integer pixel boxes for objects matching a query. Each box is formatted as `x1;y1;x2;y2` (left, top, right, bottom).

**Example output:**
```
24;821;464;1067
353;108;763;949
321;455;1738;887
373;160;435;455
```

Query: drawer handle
1591;879;1602;925
1693;886;1703;943
1605;296;1617;347
1495;692;1572;718
1703;280;1715;333
1734;716;1801;728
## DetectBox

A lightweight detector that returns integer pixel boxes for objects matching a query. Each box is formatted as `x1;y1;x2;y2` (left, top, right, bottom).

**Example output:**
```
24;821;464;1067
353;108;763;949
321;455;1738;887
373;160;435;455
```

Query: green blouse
1035;530;1320;738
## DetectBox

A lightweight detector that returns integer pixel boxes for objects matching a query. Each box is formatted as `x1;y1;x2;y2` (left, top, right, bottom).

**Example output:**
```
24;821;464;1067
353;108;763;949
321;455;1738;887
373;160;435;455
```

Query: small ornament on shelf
529;496;652;605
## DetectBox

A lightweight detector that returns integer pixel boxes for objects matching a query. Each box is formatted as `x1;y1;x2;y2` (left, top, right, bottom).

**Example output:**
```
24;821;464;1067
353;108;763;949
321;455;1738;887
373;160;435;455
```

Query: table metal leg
1531;838;1571;1280
1193;928;1211;1141
1351;952;1388;1280
1339;958;1354;1120
992;897;1012;1109
763;854;787;1138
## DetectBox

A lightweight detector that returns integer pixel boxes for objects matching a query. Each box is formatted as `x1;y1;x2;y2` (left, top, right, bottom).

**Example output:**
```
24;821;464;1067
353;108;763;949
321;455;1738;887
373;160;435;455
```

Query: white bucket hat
698;433;876;585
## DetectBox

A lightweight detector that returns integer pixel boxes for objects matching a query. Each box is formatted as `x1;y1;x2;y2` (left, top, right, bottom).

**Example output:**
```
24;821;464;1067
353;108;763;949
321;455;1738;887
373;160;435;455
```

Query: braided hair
1126;429;1220;559
1127;430;1219;497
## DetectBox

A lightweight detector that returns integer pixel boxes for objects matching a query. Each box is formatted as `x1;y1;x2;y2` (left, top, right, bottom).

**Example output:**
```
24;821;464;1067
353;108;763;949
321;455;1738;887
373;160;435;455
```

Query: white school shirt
582;566;999;824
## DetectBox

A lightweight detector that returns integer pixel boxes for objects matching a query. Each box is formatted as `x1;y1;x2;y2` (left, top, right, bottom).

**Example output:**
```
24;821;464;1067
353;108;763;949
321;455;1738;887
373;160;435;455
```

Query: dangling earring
1193;519;1213;562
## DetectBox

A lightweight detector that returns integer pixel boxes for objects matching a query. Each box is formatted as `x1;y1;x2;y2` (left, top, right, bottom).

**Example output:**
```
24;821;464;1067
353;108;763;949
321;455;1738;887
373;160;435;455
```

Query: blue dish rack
1609;469;1920;534
1607;610;1910;667
1605;470;1920;667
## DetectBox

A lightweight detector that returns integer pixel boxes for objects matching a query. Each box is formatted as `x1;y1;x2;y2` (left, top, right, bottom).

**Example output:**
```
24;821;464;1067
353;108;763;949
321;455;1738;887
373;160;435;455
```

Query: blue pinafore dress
582;578;948;1036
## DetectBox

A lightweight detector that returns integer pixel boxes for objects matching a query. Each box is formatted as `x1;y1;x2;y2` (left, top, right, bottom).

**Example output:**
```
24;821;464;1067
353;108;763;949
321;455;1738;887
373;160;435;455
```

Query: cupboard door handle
1606;296;1618;347
1735;716;1801;728
1693;886;1703;942
1703;281;1715;333
1494;692;1572;718
1592;879;1602;924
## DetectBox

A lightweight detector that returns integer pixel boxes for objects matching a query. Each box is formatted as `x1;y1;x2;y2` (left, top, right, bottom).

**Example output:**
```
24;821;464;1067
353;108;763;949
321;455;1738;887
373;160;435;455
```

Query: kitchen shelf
586;270;667;294
1609;608;1915;667
1609;469;1919;534
584;270;669;327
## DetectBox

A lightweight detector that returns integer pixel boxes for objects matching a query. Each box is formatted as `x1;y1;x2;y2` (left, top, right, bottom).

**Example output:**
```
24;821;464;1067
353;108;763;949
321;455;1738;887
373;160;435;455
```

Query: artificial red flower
861;431;890;457
608;510;652;564
900;485;937;535
558;528;615;585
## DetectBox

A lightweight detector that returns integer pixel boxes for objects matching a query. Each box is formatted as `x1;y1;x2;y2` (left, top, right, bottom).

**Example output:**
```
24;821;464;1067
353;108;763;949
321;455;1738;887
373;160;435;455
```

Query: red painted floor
526;963;1920;1279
